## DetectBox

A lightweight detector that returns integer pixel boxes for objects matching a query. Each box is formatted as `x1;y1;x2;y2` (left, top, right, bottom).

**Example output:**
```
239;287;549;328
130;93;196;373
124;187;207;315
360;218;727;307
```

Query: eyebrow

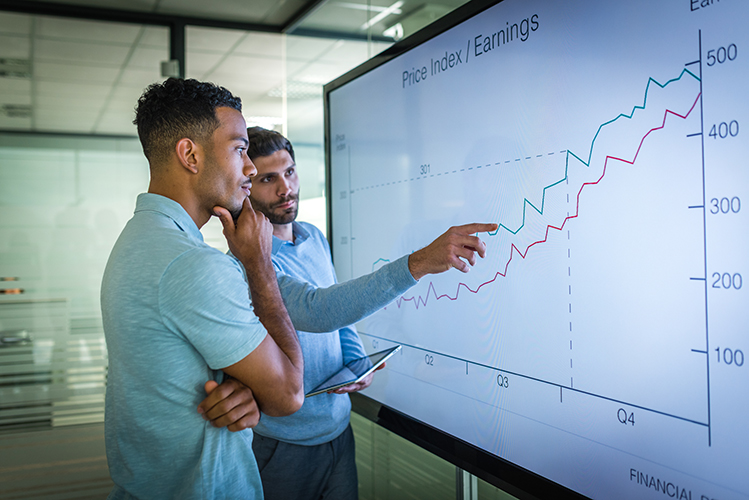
257;164;296;178
233;136;249;146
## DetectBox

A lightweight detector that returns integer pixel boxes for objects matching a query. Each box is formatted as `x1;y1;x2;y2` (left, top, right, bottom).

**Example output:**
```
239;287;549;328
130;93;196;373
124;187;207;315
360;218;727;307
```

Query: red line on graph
391;92;702;310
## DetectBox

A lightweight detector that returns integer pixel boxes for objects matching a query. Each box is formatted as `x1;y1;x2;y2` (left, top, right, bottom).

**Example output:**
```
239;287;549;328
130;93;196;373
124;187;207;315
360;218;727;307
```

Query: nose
277;175;292;196
243;154;256;178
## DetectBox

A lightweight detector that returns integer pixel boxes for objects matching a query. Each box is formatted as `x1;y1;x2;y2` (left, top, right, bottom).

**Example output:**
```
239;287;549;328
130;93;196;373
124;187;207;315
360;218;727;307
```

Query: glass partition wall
0;12;166;497
0;13;166;432
0;5;505;499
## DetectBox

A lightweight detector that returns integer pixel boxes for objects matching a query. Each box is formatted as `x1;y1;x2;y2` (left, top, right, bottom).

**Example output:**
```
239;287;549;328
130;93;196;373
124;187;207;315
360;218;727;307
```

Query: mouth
274;198;297;210
241;183;252;196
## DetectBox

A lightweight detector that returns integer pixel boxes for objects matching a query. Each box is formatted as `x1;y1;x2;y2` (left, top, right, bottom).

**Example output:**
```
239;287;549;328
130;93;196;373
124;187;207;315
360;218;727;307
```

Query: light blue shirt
102;193;266;499
102;194;417;498
254;221;367;445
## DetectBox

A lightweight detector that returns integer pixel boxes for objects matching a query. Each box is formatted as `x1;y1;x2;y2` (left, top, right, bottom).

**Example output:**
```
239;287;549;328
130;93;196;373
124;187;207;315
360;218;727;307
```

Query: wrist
407;251;427;281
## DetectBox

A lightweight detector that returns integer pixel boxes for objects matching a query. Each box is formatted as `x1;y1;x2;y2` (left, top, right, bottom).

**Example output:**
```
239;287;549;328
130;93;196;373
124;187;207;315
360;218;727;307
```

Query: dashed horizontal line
349;150;563;192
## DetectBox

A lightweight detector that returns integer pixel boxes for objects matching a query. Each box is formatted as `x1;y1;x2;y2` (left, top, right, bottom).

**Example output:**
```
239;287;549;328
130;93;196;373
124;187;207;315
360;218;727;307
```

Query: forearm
278;254;417;333
243;258;304;379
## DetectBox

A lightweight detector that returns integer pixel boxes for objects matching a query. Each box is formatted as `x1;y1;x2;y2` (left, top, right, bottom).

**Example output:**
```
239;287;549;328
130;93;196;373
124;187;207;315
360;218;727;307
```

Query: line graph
382;71;702;310
330;3;749;496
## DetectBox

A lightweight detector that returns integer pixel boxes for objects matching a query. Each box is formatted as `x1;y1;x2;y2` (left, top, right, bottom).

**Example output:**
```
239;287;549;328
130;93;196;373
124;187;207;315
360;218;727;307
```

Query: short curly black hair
246;126;295;163
133;78;242;166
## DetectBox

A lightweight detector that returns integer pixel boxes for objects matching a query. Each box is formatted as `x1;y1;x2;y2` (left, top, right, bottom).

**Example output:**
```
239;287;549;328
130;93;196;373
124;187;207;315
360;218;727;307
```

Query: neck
148;181;209;229
273;222;294;242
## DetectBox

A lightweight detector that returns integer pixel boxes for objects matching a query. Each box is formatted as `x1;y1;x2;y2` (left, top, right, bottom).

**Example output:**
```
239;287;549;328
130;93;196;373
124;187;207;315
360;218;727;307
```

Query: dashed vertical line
568;177;574;390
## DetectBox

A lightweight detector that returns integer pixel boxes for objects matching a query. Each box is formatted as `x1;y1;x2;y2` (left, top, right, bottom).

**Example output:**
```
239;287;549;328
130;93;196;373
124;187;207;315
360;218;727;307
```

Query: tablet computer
305;345;401;397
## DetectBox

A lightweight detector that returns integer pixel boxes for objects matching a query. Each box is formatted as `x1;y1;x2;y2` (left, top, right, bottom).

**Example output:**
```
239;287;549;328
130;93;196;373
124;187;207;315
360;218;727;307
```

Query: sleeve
159;248;267;370
277;254;417;333
318;232;367;363
339;324;366;364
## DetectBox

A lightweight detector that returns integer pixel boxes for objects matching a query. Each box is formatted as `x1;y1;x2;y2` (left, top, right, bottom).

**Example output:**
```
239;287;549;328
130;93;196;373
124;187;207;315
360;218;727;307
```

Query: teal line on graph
370;67;700;272
372;258;390;270
486;68;699;237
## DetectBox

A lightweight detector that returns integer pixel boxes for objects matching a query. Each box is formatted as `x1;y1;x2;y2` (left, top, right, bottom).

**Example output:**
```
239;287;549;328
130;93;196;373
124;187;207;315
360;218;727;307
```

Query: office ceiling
2;0;467;36
0;0;468;137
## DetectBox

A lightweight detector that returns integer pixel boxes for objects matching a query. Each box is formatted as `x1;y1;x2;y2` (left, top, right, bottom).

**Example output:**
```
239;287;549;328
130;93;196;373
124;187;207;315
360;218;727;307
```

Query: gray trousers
252;424;358;500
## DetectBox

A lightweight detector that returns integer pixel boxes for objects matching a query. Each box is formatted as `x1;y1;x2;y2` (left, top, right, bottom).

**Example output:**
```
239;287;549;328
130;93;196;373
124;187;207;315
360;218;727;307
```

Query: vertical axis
698;29;712;447
348;145;354;278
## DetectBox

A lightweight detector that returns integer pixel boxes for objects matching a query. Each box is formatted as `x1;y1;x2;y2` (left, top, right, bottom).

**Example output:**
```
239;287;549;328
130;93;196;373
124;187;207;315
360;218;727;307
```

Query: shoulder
296;222;330;251
160;246;246;301
297;221;319;232
168;245;240;276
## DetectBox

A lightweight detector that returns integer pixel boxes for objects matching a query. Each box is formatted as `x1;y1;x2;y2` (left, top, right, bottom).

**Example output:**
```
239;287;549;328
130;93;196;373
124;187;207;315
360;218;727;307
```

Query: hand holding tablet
306;345;401;397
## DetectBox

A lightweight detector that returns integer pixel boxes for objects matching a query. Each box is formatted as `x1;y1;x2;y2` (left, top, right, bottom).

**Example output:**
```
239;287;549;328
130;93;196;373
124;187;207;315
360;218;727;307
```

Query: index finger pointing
453;222;499;234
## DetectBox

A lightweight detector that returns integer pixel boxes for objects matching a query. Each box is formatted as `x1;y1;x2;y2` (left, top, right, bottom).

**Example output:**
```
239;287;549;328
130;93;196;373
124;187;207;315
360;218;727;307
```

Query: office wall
0;132;147;432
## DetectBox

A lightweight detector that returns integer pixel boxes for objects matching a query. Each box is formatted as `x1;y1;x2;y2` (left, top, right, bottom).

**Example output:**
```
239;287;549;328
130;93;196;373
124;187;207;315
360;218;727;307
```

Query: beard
229;204;243;223
251;191;300;225
219;190;245;223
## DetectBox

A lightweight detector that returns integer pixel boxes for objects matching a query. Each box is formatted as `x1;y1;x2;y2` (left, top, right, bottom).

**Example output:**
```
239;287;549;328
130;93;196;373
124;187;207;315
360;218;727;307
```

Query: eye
286;168;295;176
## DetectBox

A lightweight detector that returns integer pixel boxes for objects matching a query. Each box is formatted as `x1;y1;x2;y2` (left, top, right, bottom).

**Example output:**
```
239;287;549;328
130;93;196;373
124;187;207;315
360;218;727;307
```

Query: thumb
213;206;234;235
204;380;219;394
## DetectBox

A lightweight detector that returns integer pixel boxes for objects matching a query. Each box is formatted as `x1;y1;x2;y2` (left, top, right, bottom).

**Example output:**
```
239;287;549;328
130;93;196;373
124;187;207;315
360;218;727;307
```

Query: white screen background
328;1;747;498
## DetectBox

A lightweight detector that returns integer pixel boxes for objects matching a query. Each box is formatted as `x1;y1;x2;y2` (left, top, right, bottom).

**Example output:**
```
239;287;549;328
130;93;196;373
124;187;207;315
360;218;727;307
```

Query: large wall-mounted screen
326;1;747;498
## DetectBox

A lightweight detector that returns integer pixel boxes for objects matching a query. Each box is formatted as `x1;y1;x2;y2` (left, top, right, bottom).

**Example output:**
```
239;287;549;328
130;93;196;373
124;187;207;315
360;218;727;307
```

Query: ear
175;138;200;174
